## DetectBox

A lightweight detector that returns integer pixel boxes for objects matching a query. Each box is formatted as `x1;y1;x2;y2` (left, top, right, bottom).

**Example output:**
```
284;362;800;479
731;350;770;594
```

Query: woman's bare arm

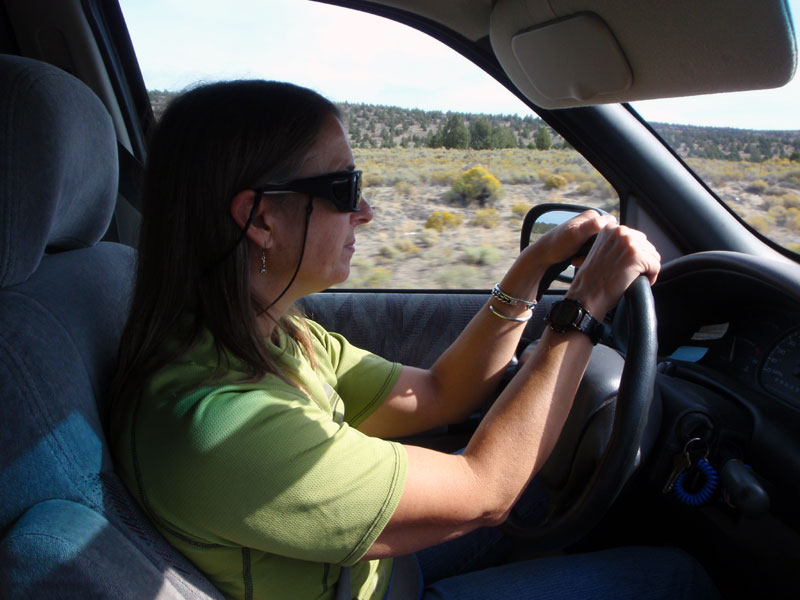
359;211;617;439
362;221;661;559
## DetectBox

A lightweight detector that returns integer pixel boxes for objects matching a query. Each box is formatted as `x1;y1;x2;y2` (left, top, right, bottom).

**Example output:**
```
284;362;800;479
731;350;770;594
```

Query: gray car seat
0;54;222;599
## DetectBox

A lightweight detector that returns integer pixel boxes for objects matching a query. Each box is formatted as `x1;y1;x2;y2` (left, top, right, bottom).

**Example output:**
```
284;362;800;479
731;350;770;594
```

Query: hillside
148;90;800;160
654;123;800;161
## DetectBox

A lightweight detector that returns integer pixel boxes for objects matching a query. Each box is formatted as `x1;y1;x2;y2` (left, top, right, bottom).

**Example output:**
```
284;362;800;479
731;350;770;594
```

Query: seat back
0;54;221;599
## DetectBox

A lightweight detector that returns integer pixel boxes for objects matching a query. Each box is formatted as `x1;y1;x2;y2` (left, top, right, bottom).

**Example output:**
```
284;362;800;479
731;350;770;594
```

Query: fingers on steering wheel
558;212;615;259
597;224;661;285
621;226;661;285
575;211;615;236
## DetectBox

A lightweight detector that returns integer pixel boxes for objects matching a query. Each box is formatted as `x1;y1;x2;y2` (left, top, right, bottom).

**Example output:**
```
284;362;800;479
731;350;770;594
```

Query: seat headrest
0;55;118;287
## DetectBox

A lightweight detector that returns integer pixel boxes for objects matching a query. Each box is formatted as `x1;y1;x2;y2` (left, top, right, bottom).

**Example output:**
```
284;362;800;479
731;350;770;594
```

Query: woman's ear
230;189;273;249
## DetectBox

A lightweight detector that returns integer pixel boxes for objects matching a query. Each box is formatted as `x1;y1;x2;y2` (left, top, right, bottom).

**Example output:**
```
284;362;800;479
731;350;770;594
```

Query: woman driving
109;80;718;600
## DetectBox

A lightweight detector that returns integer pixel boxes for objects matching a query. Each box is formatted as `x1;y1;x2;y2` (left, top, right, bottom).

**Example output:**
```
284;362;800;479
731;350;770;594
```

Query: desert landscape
146;93;800;289
339;147;800;289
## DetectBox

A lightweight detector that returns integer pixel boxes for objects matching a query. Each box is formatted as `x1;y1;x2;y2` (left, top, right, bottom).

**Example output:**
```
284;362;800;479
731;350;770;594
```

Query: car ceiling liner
489;0;798;109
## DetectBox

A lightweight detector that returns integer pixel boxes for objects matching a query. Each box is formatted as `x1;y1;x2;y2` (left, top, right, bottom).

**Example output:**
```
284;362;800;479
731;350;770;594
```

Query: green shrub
509;172;534;184
746;215;773;234
557;172;577;184
511;203;530;218
448;165;502;206
434;264;481;287
379;245;401;259
462;245;500;265
745;179;769;194
418;228;440;247
544;174;568;189
768;205;788;224
362;172;384;186
782;193;800;209
576;181;597;195
393;236;420;254
471;208;500;229
534;126;552;150
393;180;416;196
425;210;464;232
421;246;452;266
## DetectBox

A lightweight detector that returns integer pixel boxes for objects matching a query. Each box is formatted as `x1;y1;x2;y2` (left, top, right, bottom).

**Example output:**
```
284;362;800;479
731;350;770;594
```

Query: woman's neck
253;287;302;339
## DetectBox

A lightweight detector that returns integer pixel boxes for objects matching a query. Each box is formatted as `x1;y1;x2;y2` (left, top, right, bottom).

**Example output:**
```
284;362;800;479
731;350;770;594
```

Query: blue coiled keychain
674;458;719;506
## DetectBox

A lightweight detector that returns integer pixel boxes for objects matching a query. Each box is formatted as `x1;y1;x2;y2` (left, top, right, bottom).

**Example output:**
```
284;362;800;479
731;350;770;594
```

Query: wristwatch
544;298;604;344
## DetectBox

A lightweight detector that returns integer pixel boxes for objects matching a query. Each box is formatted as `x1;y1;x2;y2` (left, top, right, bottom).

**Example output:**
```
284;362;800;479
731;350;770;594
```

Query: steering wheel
503;275;658;550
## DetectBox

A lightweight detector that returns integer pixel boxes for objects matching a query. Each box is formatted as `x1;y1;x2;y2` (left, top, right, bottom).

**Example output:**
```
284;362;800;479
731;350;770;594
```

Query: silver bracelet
488;304;533;323
491;283;537;310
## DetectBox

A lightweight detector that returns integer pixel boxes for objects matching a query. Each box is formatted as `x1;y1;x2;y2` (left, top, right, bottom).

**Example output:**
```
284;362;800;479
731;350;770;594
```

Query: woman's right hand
565;222;661;319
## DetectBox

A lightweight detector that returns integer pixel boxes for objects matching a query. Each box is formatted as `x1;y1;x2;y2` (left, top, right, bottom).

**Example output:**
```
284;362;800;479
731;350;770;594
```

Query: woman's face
268;114;373;297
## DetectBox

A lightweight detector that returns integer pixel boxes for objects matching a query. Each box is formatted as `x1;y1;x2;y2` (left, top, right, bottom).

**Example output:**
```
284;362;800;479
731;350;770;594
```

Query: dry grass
338;149;800;289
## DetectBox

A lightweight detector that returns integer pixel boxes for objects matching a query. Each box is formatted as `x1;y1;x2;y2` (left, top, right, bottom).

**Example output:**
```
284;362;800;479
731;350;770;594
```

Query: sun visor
491;0;798;109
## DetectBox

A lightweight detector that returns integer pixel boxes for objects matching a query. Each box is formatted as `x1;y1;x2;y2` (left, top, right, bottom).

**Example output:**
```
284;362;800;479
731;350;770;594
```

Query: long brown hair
109;80;341;437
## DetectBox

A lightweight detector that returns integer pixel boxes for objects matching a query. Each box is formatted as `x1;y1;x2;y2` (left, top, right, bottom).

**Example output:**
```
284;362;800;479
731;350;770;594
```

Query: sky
120;0;800;131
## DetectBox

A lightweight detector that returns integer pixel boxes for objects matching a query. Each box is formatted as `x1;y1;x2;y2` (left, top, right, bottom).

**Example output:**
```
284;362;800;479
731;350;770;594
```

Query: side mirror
520;203;608;296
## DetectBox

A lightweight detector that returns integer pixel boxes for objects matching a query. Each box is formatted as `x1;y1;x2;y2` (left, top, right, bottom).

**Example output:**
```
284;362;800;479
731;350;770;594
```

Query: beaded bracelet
491;283;537;310
488;304;533;322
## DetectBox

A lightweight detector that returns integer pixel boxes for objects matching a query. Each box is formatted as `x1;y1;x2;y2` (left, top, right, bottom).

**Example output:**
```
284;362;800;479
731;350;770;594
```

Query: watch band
544;298;604;344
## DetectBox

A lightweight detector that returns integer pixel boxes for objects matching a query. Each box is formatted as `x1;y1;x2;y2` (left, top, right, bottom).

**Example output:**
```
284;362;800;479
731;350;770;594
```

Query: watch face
553;299;582;325
547;299;601;344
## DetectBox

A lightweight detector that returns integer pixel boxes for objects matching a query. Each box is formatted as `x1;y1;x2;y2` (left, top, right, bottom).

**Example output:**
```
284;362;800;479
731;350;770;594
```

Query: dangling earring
260;243;267;276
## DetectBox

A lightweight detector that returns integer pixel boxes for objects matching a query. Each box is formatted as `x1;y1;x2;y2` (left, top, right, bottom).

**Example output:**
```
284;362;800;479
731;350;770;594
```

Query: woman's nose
354;197;373;225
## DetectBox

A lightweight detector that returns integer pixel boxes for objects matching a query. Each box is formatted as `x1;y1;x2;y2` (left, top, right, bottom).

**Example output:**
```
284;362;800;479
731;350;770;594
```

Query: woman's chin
322;267;351;290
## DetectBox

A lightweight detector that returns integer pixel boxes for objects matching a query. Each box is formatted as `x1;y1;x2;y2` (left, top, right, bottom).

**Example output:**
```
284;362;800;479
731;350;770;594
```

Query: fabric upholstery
0;54;117;287
0;54;222;598
300;292;551;369
0;500;186;599
301;292;487;368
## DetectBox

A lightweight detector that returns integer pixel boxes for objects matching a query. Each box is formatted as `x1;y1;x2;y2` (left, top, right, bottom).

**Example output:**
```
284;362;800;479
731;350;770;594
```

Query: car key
662;450;692;494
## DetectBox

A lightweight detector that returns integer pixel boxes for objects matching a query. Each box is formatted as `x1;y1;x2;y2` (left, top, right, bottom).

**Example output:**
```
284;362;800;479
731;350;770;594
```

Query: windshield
632;0;800;256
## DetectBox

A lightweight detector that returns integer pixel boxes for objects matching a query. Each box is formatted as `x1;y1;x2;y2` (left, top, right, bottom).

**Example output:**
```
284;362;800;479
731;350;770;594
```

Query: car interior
1;1;798;599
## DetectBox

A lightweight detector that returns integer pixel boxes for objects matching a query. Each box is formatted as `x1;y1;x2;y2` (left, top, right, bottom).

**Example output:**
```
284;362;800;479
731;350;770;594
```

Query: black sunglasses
254;169;363;213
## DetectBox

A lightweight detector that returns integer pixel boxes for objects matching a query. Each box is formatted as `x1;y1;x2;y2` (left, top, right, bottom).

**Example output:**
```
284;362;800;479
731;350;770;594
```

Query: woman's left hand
518;210;617;270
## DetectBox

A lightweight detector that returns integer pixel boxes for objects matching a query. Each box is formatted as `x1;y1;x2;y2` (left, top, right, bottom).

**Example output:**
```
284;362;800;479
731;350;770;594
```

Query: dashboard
648;251;800;524
654;251;800;410
684;317;800;409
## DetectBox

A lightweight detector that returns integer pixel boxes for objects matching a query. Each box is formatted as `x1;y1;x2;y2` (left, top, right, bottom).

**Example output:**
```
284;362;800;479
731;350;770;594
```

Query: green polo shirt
113;317;406;599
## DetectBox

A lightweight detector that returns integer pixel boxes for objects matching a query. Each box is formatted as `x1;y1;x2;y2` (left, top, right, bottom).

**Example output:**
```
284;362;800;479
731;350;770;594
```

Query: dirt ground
339;180;799;290
341;183;608;289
